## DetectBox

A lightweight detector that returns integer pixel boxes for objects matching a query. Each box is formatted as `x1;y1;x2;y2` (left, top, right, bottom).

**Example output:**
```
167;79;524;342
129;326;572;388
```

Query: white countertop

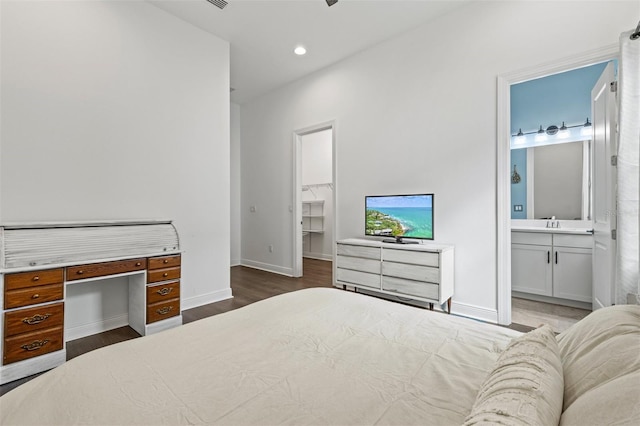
511;226;593;235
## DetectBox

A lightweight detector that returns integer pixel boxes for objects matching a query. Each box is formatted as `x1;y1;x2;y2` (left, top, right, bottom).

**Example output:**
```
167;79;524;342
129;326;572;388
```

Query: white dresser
335;238;454;312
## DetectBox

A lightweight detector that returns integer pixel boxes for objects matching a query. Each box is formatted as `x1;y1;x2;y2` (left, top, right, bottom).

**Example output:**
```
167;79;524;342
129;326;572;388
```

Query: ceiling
149;0;473;104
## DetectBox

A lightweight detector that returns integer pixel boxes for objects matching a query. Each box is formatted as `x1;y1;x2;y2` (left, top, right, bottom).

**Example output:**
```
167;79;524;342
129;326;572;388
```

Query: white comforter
0;288;520;425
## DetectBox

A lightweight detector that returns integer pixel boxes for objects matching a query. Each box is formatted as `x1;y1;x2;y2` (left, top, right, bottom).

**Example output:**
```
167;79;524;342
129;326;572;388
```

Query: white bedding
0;288;520;425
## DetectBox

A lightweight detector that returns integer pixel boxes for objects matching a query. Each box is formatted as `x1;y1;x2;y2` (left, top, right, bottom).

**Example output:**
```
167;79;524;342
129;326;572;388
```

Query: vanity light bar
512;118;592;145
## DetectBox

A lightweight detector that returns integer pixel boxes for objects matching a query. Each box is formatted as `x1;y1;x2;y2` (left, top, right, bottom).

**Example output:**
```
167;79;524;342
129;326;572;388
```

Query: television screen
365;194;434;241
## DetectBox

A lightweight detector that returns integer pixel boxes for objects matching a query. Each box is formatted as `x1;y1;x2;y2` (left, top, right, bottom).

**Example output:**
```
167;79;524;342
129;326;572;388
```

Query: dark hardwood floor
1;258;530;397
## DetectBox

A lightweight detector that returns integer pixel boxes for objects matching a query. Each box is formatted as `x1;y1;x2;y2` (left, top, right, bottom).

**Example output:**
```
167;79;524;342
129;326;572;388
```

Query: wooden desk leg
429;303;434;311
342;284;346;290
447;298;452;314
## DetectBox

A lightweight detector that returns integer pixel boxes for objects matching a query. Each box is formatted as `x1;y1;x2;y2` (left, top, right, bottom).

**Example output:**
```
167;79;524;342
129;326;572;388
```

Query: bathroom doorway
496;47;618;329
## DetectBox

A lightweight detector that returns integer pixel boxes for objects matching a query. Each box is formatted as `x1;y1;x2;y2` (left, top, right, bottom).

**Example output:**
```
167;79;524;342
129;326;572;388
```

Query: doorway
292;122;336;278
496;47;618;326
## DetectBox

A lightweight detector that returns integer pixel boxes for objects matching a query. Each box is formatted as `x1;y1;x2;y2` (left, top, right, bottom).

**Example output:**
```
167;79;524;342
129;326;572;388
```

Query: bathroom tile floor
511;297;591;334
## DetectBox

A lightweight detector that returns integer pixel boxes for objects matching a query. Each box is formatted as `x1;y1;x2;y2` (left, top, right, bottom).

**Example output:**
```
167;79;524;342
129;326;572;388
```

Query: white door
591;62;617;310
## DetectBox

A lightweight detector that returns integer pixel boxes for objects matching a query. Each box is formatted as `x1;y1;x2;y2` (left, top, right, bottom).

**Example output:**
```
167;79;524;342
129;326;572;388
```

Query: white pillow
463;325;564;426
556;304;640;411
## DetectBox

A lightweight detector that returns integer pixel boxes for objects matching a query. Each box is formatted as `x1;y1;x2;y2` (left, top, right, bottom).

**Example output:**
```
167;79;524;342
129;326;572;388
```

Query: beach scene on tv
366;194;433;239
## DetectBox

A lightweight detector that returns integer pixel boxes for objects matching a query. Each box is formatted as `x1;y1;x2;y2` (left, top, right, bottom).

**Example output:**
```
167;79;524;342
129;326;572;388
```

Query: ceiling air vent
206;0;228;10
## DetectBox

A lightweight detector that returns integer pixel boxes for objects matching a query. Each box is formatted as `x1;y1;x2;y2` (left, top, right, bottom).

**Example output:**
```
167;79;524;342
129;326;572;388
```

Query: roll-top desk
335;238;454;312
0;220;182;384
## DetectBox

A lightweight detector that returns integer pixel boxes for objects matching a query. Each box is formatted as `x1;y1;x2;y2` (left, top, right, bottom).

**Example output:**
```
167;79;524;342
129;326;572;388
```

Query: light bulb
535;125;547;142
558;122;570;139
294;46;307;56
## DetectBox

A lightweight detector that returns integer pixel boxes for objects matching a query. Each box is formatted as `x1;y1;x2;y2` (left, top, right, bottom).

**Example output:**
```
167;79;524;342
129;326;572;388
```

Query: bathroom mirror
511;140;590;220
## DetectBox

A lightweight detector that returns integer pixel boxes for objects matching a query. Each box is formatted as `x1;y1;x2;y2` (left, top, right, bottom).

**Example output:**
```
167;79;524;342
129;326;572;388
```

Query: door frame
496;45;618;325
292;121;337;277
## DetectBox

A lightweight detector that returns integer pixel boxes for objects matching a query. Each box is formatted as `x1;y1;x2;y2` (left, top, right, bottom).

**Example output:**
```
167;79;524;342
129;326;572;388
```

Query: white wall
1;0;231;328
231;103;242;266
240;0;638;321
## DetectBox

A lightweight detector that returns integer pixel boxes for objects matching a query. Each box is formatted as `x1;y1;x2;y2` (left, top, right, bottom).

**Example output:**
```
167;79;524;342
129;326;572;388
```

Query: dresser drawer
4;302;64;337
146;281;181;305
382;262;440;283
4;283;64;310
382;249;439;267
382;276;439;301
336;268;380;289
147;267;181;284
148;255;181;270
4;269;64;291
336;256;380;274
3;326;64;365
336;244;381;260
146;299;180;324
66;258;147;281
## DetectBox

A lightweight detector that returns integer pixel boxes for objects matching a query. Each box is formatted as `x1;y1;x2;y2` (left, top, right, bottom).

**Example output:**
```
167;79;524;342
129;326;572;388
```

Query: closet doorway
292;122;336;278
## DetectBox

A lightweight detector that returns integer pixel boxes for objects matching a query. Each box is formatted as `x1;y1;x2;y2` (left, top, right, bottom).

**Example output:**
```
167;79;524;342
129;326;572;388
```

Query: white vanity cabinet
512;231;592;304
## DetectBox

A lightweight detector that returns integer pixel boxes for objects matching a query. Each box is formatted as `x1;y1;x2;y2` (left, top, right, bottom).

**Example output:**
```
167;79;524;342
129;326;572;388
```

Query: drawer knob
156;287;172;296
163;259;169;264
156;306;173;315
135;262;142;267
163;272;168;277
23;313;51;325
32;276;40;282
21;339;49;352
77;270;84;275
31;294;40;299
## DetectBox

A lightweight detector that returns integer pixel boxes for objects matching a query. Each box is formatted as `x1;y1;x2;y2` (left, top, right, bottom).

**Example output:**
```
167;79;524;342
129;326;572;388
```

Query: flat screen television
365;193;434;244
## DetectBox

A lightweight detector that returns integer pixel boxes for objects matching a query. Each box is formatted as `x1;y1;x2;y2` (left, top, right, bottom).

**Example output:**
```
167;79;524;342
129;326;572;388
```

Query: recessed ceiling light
294;46;307;56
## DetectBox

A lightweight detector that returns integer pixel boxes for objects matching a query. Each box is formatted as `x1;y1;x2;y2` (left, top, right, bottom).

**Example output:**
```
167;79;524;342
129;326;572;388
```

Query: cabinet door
512;244;553;296
553;247;592;303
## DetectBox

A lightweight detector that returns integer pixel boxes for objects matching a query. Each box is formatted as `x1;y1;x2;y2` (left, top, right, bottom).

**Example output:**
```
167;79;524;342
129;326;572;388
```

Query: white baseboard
342;287;498;324
241;259;294;277
230;258;241;267
303;252;333;261
450;301;498;324
66;314;129;341
182;288;233;310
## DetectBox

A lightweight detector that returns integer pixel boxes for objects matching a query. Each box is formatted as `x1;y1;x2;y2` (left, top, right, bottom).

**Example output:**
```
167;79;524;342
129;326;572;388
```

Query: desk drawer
4;302;64;337
4;269;64;291
147;267;181;284
147;299;180;324
148;255;181;270
66;258;147;281
4;283;64;309
147;281;181;305
3;326;64;365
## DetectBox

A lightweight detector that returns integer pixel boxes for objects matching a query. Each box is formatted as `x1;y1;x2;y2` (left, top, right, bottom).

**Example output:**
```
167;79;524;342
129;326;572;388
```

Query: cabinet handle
135;262;141;267
76;270;84;275
547;251;550;264
32;276;40;282
555;252;558;264
163;259;169;264
21;339;49;352
156;287;172;296
162;272;168;277
31;294;40;299
23;313;51;325
156;306;173;315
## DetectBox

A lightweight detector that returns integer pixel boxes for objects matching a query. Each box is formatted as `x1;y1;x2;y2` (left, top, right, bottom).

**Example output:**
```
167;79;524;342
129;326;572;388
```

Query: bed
1;288;639;425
